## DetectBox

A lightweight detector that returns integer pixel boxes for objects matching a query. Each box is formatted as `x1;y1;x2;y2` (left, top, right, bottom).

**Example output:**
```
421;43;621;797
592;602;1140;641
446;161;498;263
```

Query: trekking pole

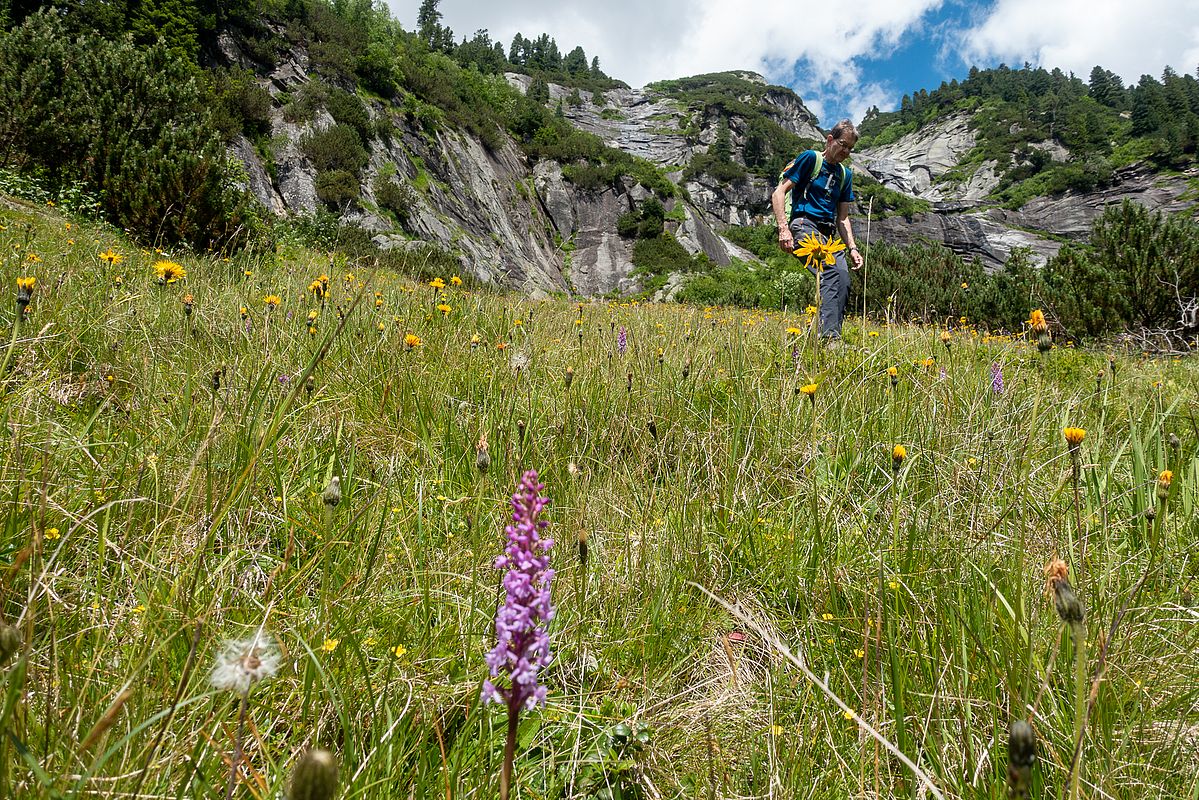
861;196;873;339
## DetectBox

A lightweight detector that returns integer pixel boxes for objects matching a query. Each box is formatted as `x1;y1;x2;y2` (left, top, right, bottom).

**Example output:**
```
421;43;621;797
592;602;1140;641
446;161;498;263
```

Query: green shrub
315;169;361;208
301;124;369;174
0;12;256;250
326;87;372;141
372;173;415;225
210;67;274;140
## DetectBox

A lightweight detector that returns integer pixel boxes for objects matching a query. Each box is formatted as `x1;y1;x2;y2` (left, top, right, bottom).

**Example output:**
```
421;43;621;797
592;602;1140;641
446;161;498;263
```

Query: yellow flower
960;282;969;289
940;330;951;344
45;527;60;541
1157;469;1173;500
26;252;41;263
437;303;452;315
842;709;855;721
821;612;833;621
785;326;803;336
887;366;898;378
99;248;124;265
770;724;784;736
321;638;340;653
392;644;407;658
868;330;879;337
854;648;865;658
263;294;281;308
153;260;186;283
888;580;899;590
404;333;422;349
513;319;523;327
429;277;446;290
16;276;36;292
1029;309;1048;334
1063;427;1086;447
450;276;463;286
792;232;846;269
799;382;818;398
892;444;907;468
804;305;818;315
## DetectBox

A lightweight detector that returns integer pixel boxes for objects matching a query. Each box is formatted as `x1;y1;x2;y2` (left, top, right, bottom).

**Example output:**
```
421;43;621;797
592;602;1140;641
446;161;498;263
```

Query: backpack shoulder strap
780;149;821;220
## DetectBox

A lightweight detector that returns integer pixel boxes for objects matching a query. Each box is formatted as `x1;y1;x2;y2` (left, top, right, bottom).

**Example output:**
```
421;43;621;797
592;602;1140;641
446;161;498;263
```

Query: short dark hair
829;119;858;141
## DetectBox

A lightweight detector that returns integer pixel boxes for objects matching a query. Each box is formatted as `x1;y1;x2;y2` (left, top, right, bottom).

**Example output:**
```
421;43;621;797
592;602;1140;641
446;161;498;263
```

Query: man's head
824;119;859;164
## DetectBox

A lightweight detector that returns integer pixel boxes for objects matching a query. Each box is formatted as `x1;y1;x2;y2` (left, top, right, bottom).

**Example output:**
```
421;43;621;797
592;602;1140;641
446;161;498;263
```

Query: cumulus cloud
960;0;1199;85
388;0;942;123
387;0;1199;124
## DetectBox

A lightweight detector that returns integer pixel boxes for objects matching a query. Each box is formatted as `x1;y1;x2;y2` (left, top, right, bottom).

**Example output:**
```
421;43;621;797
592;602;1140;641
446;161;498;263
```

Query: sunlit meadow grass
1;196;1198;798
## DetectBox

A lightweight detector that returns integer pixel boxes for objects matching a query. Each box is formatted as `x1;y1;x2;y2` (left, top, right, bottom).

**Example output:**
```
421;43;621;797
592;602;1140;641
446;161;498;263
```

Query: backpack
779;150;846;220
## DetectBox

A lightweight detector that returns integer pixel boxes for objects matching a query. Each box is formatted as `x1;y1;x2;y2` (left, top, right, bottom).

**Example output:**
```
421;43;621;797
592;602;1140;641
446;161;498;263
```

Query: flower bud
1007;719;1036;799
577;529;589;570
892;444;906;471
0;622;21;667
289;748;339;800
1157;469;1173;502
322;476;341;508
475;433;490;474
564;366;574;389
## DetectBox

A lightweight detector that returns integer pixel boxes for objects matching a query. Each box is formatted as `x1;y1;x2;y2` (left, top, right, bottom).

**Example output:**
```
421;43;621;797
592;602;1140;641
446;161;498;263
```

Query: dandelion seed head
210;632;280;695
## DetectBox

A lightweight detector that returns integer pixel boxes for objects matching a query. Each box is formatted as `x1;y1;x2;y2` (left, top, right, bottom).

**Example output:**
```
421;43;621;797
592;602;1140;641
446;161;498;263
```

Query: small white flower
210;631;280;695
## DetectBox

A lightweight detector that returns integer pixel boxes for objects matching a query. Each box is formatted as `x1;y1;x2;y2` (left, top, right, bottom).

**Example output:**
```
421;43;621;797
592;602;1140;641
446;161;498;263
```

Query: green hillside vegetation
857;63;1199;207
0;0;676;248
2;198;1199;798
696;200;1199;342
650;72;821;181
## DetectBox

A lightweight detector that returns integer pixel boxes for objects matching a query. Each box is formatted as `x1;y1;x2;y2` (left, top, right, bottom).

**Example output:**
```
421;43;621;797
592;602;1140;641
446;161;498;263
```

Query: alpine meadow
2;0;1199;798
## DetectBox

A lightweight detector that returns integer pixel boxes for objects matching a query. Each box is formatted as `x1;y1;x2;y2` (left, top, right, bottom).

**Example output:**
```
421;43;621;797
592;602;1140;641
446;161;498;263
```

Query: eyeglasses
833;137;855;152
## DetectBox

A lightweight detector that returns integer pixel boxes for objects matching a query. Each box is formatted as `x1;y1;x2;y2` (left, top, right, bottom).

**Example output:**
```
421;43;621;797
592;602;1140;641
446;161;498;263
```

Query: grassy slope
1;195;1198;798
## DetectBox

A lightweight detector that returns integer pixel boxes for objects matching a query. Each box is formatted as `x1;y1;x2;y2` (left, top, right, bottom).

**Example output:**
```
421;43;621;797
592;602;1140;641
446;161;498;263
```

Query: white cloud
388;0;943;124
387;0;1199;125
961;0;1199;85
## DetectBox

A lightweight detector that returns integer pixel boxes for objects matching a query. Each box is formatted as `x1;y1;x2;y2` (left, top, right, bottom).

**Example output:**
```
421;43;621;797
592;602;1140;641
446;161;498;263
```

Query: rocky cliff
221;33;764;296
222;29;1199;293
855;114;1199;269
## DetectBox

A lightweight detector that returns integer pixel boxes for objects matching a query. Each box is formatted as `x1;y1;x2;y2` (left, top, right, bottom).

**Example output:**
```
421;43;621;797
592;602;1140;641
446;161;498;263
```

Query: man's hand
778;227;794;253
849;247;864;270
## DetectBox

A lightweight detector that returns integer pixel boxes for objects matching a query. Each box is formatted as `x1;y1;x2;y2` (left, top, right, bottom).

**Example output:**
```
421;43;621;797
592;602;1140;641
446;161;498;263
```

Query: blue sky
390;0;1199;127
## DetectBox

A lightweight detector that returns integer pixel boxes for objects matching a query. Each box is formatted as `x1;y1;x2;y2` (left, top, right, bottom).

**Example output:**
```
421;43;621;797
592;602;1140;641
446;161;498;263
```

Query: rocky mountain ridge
222;29;1199;294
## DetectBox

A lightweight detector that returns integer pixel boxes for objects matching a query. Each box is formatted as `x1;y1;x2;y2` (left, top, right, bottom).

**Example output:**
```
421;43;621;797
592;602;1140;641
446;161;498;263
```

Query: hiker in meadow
771;119;864;344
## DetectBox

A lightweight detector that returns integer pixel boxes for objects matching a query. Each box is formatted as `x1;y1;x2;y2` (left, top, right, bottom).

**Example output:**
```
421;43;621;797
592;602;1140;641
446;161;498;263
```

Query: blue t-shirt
784;150;854;223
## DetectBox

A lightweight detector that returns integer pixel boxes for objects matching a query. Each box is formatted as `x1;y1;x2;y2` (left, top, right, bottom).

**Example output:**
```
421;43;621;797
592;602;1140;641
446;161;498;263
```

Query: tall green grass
1;196;1197;798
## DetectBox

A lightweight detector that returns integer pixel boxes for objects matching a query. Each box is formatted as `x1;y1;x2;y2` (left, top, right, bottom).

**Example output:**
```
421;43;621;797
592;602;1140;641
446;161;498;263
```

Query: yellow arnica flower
263;294;281;307
887;366;898;377
154;260;186;283
450;276;463;286
437;303;452;315
404;333;422;349
868;330;880;337
16;276;36;292
799;382;818;397
1157;469;1173;500
321;638;339;653
1029;309;1048;334
429;277;446;290
892;444;907;469
805;305;817;315
1063;427;1086;447
792;232;846;269
786;326;803;336
99;248;124;265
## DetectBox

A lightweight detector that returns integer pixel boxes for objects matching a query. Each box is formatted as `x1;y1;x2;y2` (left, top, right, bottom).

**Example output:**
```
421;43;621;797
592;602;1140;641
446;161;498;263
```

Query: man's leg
817;252;850;338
